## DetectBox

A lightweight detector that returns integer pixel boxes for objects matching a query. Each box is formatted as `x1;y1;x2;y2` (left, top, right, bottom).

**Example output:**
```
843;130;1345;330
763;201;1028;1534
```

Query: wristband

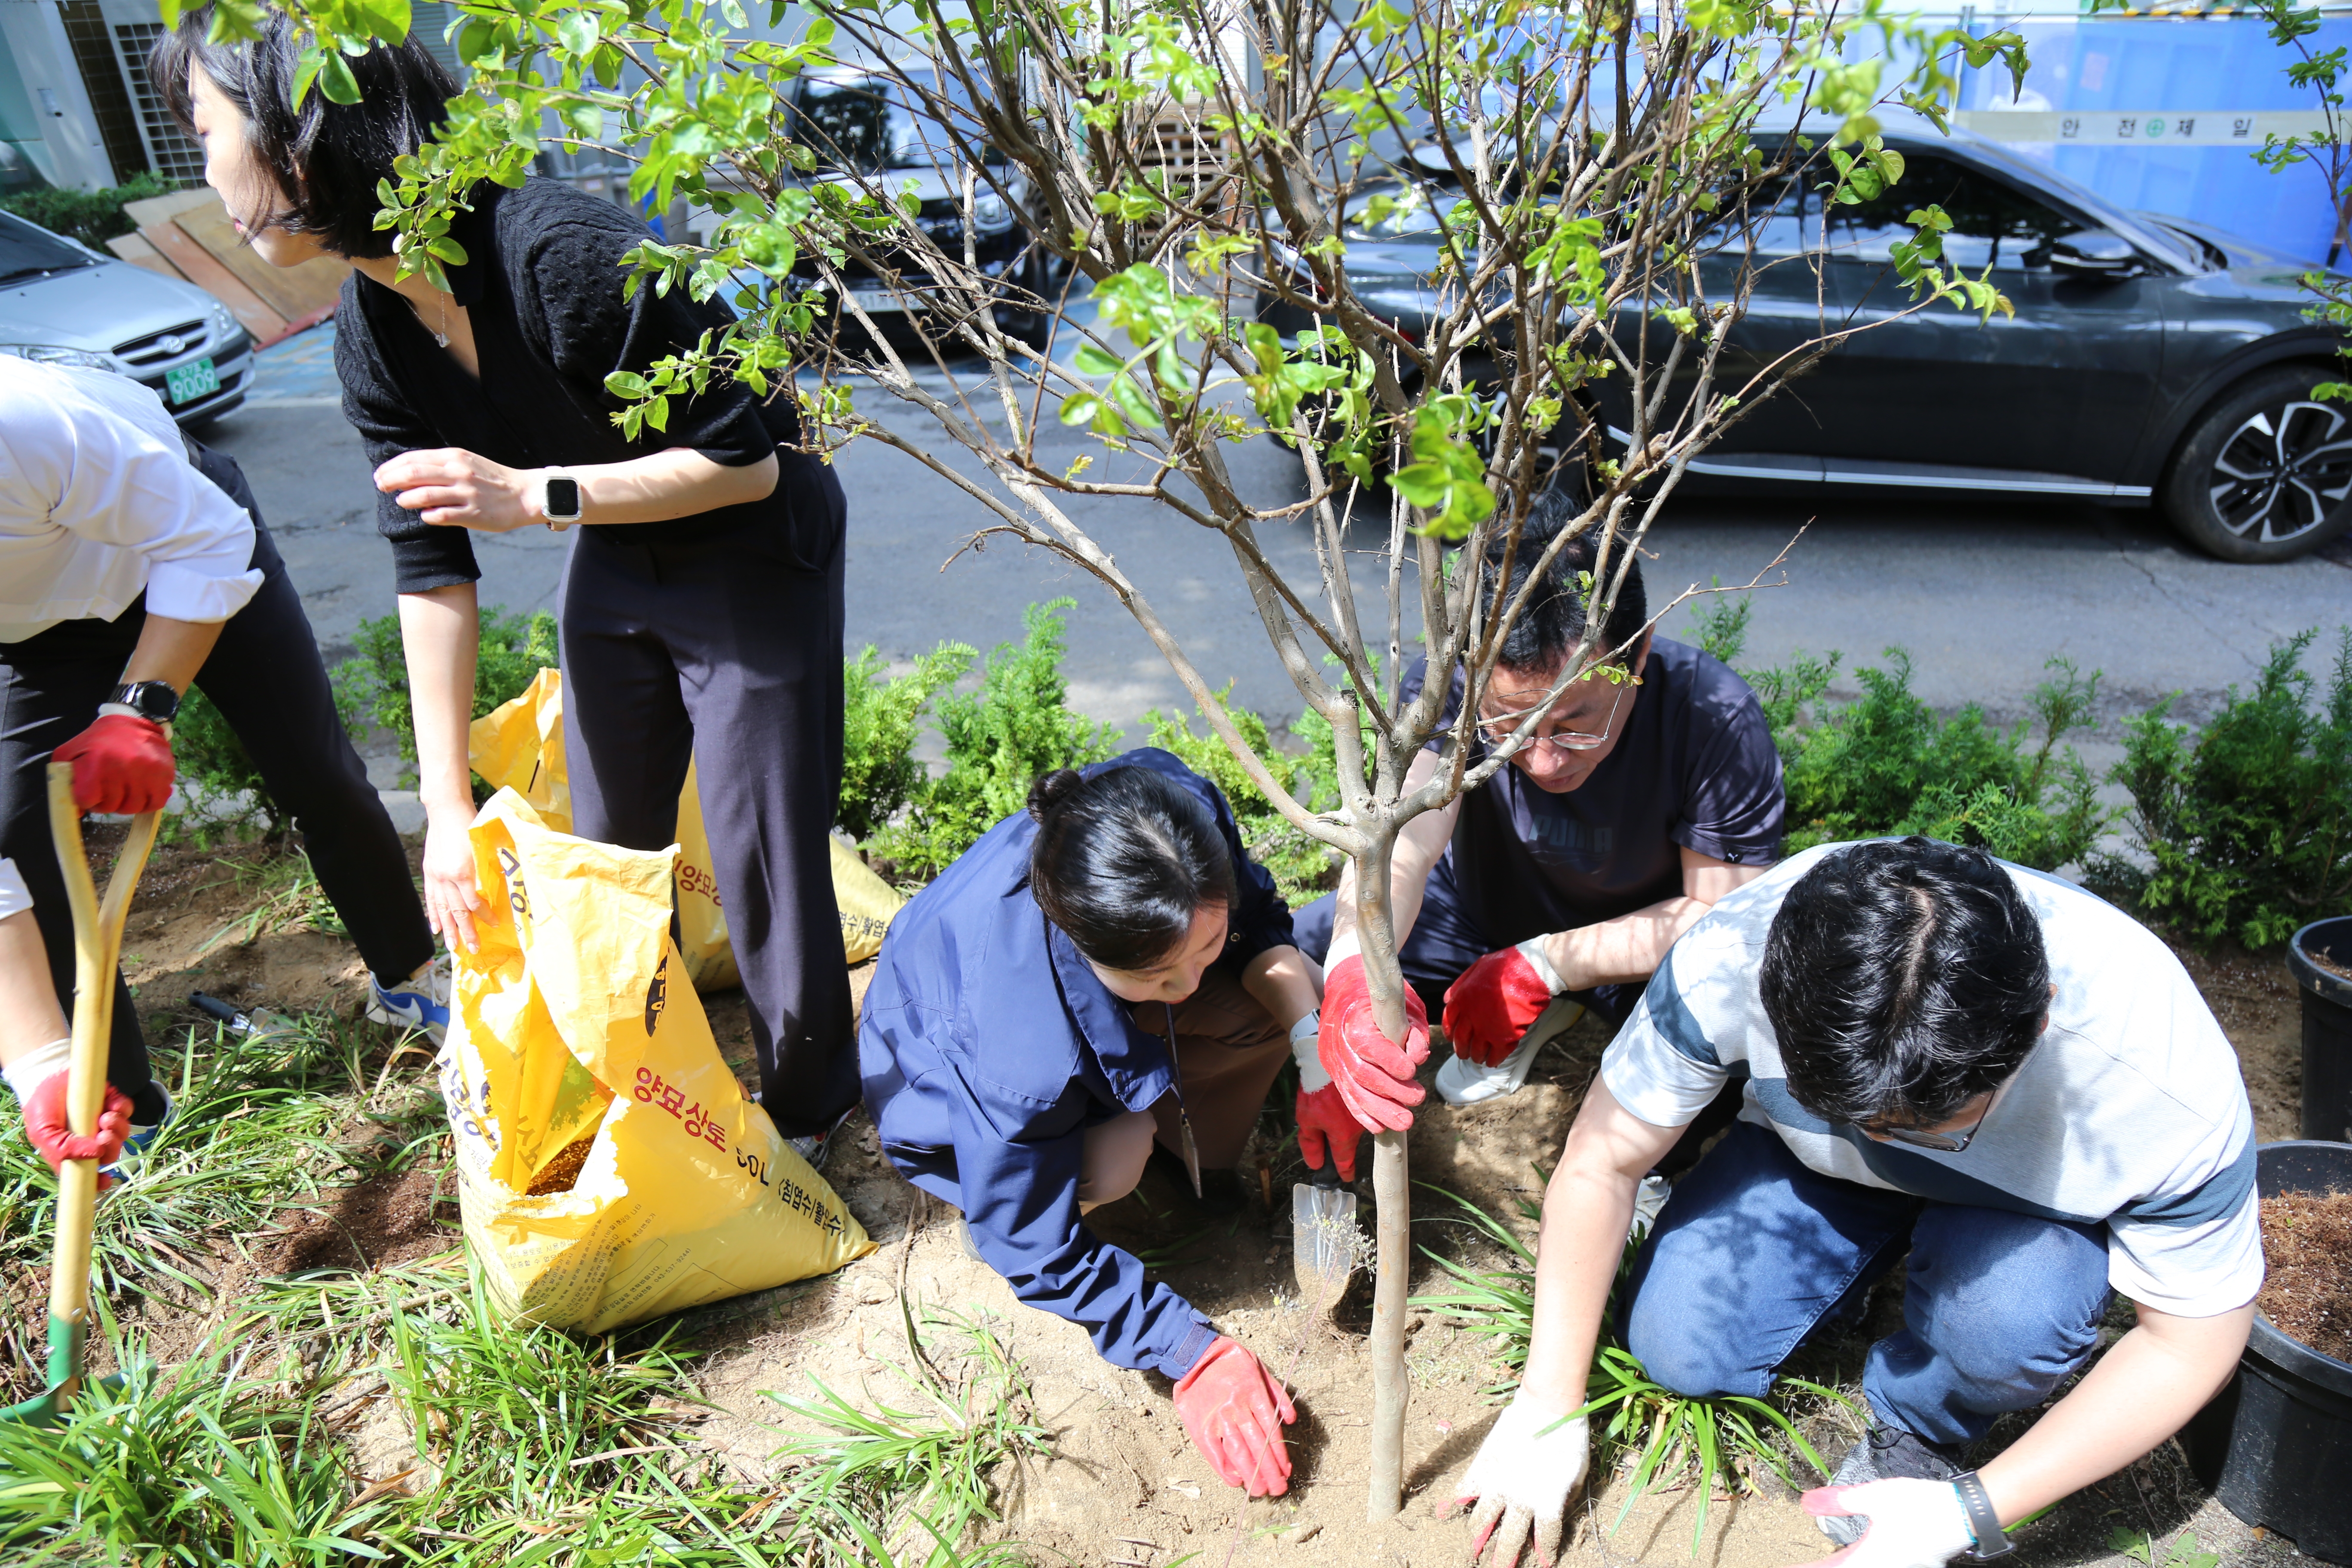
3;1037;71;1105
1950;1471;2012;1561
1289;1010;1329;1091
1513;936;1566;994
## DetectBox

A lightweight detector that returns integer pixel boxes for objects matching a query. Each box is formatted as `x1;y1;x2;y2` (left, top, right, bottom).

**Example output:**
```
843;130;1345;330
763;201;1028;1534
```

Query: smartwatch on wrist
105;680;180;725
1950;1471;2012;1560
543;472;583;531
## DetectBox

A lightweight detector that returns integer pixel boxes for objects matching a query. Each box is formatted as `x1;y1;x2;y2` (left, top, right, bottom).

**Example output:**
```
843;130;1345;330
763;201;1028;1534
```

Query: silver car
0;206;254;426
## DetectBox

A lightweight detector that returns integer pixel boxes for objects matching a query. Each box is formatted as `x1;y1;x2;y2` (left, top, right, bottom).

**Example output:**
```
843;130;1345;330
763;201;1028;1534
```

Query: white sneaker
1434;997;1585;1106
367;954;451;1046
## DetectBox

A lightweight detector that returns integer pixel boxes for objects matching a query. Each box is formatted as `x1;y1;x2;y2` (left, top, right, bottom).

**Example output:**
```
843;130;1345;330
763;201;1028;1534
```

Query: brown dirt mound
256;1160;458;1276
2170;941;2303;1145
2259;1189;2352;1363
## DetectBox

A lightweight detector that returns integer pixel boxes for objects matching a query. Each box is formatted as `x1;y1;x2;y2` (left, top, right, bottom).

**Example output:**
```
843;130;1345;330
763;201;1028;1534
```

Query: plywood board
135;220;286;343
170;197;349;321
121;187;223;229
104;232;185;282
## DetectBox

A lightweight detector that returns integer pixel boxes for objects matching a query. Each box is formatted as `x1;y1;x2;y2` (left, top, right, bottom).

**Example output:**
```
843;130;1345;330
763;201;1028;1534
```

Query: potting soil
2257;1188;2352;1363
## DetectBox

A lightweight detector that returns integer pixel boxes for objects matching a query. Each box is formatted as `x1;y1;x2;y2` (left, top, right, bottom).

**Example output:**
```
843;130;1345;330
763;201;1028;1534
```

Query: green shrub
2094;627;2352;947
869;599;1120;875
839;641;975;841
1696;595;2109;871
0;171;175;250
1145;683;1344;906
333;605;558;792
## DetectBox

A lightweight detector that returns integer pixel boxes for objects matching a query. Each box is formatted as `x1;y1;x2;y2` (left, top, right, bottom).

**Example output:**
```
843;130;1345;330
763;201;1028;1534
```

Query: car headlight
971;191;1015;235
0;343;114;370
207;301;241;345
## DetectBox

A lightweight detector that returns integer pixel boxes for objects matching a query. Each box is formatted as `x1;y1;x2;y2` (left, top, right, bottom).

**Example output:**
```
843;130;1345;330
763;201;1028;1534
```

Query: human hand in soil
1452;1396;1589;1568
1801;1480;1975;1568
422;810;491;954
1443;942;1563;1067
1315;956;1429;1132
1172;1336;1296;1496
52;714;175;815
20;1069;133;1191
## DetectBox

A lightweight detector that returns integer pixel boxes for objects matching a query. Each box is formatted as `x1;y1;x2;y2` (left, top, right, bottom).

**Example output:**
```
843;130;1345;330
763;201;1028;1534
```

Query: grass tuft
1411;1181;1857;1552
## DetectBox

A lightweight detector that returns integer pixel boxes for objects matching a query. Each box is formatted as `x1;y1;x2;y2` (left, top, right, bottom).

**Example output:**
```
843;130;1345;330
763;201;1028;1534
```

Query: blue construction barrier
1953;15;2349;264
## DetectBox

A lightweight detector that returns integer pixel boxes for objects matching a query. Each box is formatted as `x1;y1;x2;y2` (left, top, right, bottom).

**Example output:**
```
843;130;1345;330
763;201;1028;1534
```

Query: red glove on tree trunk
52;714;175;815
1443;942;1562;1066
21;1070;133;1191
1295;1082;1366;1182
1315;955;1429;1133
1173;1336;1297;1497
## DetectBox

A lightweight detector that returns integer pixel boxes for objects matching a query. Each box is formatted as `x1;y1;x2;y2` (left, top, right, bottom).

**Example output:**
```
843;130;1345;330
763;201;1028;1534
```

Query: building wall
0;0;119;188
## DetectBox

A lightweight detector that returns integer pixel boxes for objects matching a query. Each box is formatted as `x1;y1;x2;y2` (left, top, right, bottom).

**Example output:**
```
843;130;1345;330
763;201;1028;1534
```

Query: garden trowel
1291;1161;1361;1315
2;765;159;1426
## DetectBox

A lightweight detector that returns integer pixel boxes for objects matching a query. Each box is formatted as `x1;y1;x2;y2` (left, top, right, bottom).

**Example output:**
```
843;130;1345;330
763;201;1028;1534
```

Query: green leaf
1070;343;1124;377
605;371;651;400
319;51;361;106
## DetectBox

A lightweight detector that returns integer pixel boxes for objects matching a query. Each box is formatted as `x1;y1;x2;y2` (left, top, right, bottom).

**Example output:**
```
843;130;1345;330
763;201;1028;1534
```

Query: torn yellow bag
469;668;904;986
440;790;875;1333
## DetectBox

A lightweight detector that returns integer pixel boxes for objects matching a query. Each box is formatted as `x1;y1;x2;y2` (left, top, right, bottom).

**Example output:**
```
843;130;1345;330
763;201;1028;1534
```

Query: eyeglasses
1856;1043;2038;1153
1477;675;1638;756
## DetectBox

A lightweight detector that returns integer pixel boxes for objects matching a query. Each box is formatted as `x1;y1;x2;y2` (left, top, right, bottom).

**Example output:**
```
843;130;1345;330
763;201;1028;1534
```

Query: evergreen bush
838;641;975;842
331;606;559;794
0;172;175;250
2095;626;2352;947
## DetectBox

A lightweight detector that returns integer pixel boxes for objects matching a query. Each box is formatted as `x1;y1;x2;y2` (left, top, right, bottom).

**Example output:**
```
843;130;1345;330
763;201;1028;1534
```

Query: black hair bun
1026;768;1085;823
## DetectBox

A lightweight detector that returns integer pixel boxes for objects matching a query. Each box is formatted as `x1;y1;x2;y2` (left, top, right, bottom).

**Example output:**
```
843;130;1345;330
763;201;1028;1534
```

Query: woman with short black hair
861;749;1322;1497
157;16;859;1155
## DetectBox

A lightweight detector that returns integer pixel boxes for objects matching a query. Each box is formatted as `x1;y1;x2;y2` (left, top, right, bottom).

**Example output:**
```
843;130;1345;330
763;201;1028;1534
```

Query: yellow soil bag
469;668;904;987
439;790;875;1333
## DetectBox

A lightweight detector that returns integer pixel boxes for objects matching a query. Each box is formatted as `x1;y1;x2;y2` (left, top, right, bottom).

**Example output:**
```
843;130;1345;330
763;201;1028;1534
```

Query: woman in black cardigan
159;19;858;1155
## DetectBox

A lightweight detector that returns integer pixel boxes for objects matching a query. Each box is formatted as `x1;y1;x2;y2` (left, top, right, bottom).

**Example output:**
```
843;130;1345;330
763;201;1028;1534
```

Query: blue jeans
1622;1122;2113;1448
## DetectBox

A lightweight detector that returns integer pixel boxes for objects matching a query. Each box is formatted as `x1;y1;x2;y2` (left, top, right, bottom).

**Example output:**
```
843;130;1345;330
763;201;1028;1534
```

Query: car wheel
2160;365;2352;563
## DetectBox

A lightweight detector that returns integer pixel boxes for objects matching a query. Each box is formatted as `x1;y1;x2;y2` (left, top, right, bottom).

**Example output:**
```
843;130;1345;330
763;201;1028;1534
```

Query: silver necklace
413;287;451;349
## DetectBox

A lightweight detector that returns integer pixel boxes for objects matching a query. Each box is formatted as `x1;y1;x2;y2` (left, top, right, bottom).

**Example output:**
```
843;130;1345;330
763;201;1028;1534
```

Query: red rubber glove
1316;956;1429;1133
1173;1336;1297;1497
22;1071;134;1191
1444;943;1561;1067
1295;1082;1366;1182
52;714;175;815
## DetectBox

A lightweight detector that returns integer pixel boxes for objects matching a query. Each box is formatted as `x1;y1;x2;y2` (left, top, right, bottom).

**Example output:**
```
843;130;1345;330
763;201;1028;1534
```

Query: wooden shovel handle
43;763;162;1334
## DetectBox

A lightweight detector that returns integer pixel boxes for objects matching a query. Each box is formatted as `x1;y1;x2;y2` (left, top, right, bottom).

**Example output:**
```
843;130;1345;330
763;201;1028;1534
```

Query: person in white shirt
0;356;447;1162
1451;836;2260;1568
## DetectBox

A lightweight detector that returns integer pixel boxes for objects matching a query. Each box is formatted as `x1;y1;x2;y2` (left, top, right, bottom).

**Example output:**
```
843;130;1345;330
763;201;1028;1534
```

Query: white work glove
1801;1479;1977;1568
1450;1397;1589;1568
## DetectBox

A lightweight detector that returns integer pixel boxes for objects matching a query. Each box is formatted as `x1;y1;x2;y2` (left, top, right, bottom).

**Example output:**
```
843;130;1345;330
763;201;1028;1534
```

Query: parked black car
777;67;1057;350
1266;118;2352;563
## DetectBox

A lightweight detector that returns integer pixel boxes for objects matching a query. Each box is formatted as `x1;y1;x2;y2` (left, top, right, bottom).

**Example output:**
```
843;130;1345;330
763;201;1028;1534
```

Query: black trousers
557;461;854;1138
0;449;434;1122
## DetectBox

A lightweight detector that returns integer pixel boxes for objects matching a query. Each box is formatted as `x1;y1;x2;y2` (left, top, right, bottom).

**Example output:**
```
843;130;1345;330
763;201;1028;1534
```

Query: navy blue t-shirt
1401;636;1785;945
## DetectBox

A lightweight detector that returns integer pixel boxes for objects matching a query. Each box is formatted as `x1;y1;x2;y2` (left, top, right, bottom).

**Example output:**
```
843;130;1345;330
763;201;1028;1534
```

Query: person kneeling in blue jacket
860;748;1324;1497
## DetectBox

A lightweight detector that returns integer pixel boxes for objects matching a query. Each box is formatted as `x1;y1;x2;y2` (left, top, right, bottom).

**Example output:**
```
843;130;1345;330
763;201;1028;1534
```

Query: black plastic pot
2292;919;2352;1143
2181;1140;2352;1565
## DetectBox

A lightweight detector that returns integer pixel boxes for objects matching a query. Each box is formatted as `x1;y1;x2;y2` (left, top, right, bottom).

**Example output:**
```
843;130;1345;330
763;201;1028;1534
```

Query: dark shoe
1818;1423;1967;1546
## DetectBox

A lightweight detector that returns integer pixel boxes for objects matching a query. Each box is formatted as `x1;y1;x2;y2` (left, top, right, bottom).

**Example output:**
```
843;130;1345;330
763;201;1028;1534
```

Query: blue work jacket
858;748;1295;1380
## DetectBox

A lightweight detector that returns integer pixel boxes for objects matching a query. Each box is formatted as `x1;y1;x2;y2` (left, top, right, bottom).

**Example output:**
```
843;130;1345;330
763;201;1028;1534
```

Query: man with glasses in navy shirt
1293;489;1785;1124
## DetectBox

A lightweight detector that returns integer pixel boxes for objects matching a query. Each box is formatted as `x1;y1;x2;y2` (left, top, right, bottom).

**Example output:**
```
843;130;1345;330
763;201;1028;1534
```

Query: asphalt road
206;339;2352;796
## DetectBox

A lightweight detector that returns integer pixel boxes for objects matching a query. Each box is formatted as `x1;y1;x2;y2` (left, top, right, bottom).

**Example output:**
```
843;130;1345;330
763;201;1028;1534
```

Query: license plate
165;357;220;405
843;283;906;315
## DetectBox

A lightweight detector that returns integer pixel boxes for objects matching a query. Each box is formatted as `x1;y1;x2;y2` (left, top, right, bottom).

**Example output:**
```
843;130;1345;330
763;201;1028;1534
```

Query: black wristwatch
1951;1471;2013;1560
107;680;180;725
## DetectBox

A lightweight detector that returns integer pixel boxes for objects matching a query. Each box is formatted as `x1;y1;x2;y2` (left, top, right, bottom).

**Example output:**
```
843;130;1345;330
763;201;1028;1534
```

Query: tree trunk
1349;831;1412;1520
1367;1128;1409;1519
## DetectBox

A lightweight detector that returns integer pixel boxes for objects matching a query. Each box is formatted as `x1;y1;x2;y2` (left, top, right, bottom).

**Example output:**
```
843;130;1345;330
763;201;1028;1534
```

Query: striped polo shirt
1602;842;2263;1317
